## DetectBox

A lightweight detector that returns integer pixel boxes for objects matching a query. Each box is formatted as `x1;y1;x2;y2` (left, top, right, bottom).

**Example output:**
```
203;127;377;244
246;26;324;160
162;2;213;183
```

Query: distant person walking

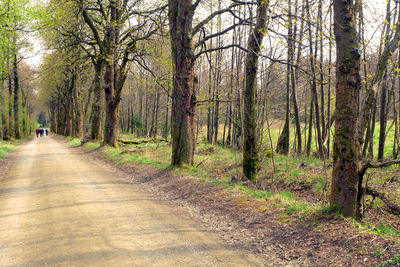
36;128;40;138
40;129;44;137
45;129;49;136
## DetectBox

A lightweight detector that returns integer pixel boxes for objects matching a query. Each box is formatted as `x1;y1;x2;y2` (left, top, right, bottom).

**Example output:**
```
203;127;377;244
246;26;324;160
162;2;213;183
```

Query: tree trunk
0;77;10;140
318;0;326;139
327;2;333;158
330;0;361;217
306;98;313;156
65;81;73;137
207;58;213;144
291;0;302;154
276;0;293;155
102;1;121;148
368;100;377;158
103;57;119;147
378;72;388;161
73;73;83;138
306;0;324;158
90;60;104;140
243;0;268;181
168;0;197;166
163;94;169;139
13;54;20;139
8;60;13;137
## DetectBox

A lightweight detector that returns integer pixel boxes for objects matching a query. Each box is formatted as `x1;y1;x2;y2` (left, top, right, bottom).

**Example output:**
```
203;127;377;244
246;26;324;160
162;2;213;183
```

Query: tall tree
168;0;197;166
80;0;165;147
168;0;245;166
242;0;269;181
330;0;361;217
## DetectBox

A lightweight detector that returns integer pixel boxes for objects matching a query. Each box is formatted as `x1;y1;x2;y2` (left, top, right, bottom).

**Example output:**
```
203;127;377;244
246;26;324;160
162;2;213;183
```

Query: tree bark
168;0;197;166
73;73;83;138
65;81;73;137
276;0;293;155
243;0;268;181
90;60;104;140
292;0;302;155
13;53;20;139
8;60;13;137
330;0;361;217
318;0;326;139
378;72;388;161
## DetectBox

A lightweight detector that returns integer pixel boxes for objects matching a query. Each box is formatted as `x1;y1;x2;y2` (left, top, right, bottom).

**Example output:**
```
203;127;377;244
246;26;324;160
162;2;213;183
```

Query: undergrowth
0;141;15;159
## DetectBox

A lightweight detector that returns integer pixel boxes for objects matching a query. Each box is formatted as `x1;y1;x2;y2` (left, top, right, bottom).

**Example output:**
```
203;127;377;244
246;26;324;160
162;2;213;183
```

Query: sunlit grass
68;138;82;147
0;141;15;159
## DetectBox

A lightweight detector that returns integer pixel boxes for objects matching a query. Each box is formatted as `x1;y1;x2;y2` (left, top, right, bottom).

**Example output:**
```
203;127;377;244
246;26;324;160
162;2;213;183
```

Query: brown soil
65;138;399;266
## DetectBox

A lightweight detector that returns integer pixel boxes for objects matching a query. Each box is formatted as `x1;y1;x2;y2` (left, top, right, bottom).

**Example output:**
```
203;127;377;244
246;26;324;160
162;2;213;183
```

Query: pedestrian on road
40;128;44;137
45;129;49;136
36;128;40;138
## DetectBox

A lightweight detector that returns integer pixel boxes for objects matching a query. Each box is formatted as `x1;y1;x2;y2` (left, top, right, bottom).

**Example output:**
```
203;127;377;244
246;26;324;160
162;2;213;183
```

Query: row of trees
0;0;40;141
35;0;400;217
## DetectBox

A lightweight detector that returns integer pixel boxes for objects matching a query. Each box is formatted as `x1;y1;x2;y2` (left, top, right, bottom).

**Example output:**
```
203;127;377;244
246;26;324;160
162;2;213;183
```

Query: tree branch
193;3;239;35
194;43;247;59
365;187;400;215
359;159;400;178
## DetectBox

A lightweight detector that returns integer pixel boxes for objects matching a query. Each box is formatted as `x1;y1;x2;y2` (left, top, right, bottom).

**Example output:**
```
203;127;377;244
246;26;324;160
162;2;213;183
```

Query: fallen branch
118;138;168;145
365;187;400;215
359;159;400;178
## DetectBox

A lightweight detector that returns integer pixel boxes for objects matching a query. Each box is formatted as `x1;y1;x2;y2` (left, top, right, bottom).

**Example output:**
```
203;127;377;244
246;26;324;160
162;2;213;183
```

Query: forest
0;0;400;265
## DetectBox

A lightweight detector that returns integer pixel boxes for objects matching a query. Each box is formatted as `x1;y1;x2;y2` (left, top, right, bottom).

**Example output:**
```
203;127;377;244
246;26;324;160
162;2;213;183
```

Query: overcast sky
22;0;387;69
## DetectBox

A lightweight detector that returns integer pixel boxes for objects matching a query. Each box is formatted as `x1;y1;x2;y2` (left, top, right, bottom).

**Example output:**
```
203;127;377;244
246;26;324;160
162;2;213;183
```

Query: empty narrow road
0;137;264;267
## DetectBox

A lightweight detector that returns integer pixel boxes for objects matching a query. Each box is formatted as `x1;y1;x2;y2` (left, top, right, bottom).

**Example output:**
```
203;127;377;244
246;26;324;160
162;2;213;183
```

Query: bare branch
193;3;239;35
359;159;400;178
195;43;247;59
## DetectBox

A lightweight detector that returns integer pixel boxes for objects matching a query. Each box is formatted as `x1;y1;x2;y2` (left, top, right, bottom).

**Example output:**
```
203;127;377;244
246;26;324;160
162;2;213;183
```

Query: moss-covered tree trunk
103;54;119;148
330;0;361;217
90;60;104;141
102;1;119;148
242;0;268;181
168;0;197;166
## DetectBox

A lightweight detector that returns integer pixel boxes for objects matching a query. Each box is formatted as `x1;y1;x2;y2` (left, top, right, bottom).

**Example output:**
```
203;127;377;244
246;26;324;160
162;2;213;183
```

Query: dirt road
0;137;265;266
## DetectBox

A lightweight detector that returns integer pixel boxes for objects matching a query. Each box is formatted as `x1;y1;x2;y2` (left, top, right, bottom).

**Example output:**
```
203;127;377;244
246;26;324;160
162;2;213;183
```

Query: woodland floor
64;136;400;267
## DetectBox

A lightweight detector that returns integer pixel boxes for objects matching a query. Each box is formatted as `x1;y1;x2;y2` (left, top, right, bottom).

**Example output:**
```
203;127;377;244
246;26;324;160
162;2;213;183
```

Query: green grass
236;183;272;199
350;220;400;238
103;146;122;160
68;138;82;147
285;202;313;215
378;254;400;266
374;222;399;237
84;142;101;149
0;141;15;159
